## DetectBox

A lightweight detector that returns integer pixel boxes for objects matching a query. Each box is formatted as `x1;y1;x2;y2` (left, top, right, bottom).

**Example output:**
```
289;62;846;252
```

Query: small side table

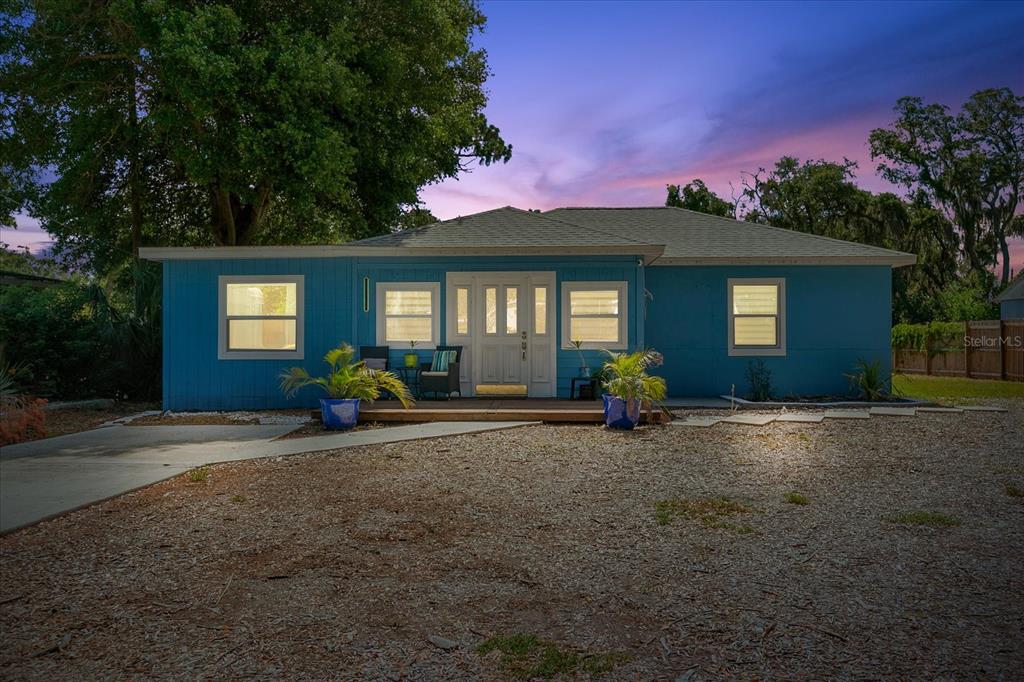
396;366;422;399
570;377;598;400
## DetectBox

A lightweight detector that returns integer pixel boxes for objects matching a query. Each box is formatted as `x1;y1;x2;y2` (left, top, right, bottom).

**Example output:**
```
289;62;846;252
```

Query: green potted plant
600;349;667;430
570;339;590;377
404;340;419;368
280;343;414;430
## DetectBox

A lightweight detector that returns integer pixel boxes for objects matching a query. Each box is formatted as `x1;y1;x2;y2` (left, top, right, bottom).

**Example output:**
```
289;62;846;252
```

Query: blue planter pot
320;398;360;430
603;394;641;430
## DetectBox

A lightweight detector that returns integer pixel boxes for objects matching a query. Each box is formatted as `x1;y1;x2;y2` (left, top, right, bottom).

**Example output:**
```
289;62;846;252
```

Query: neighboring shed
996;275;1024;320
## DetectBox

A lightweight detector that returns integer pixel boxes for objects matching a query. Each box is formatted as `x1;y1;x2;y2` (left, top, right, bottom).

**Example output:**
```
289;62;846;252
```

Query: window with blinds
375;282;439;348
560;281;628;349
728;279;786;356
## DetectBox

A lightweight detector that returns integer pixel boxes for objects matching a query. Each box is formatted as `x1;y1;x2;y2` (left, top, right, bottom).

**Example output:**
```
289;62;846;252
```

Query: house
139;206;915;409
995;274;1024;320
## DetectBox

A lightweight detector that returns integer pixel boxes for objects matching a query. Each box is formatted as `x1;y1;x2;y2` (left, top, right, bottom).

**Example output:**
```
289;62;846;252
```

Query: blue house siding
162;255;643;409
645;265;893;398
1000;299;1024;320
164;257;356;410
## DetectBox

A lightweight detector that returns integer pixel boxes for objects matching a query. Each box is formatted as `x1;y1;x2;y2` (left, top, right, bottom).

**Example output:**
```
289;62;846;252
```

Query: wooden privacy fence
893;319;1024;382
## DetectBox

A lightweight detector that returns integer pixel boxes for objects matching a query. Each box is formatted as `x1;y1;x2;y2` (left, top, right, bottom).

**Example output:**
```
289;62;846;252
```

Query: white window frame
218;275;304;360
727;277;786;357
375;281;440;349
560;281;628;350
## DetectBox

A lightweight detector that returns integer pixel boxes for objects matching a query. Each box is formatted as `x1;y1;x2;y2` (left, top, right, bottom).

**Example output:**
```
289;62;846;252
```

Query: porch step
474;384;528;398
355;407;672;424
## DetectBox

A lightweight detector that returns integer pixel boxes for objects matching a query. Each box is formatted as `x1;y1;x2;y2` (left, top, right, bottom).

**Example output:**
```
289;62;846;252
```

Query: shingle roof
352;206;652;249
996;274;1024;302
544;207;916;266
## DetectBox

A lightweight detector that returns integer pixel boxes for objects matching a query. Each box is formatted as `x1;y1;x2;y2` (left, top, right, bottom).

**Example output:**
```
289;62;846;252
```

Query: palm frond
279;343;415;407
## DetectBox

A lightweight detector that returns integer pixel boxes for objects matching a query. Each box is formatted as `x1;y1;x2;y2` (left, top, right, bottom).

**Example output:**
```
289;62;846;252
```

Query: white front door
446;272;556;397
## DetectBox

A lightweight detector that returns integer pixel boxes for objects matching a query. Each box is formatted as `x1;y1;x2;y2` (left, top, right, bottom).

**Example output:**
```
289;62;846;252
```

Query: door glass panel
505;287;518;334
485;287;497;334
456;287;469;335
534;286;547;335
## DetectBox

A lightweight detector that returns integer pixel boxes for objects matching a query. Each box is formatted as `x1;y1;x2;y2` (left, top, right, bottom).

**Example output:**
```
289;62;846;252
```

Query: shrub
745;359;772;401
0;363;47;445
844;358;892;401
891;322;966;352
0;263;161;400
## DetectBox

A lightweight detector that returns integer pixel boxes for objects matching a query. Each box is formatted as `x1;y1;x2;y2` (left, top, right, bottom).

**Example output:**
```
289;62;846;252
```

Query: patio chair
359;345;390;371
420;345;462;399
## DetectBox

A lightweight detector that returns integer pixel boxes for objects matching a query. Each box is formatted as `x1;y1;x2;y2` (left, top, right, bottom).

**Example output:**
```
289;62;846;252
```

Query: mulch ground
30;403;159;442
1;401;1022;679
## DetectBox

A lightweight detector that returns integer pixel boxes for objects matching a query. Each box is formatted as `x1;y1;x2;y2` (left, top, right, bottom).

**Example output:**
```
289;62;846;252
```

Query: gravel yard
1;402;1022;679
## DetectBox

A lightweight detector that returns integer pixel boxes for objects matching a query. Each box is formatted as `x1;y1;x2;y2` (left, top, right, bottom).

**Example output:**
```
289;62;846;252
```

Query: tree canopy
665;179;734;217
2;0;510;273
869;88;1023;284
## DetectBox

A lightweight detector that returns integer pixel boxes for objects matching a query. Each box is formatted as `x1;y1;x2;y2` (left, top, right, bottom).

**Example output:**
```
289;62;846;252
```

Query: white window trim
375;281;440;349
218;275;305;360
727;277;786;357
560;281;629;350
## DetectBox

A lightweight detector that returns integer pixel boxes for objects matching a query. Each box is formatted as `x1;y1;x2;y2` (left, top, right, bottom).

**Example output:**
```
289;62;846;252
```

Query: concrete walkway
671;404;1007;428
0;421;536;533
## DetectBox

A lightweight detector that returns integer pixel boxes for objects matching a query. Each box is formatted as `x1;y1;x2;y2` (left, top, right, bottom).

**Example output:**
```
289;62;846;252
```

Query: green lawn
894;373;1024;400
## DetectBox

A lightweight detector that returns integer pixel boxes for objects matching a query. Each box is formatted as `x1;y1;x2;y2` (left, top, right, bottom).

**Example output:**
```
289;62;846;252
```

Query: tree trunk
209;182;272;246
999;234;1011;285
127;62;143;260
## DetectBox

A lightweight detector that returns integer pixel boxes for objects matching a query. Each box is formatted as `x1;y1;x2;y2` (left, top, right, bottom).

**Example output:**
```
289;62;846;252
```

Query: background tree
738;156;960;322
2;0;511;275
394;206;439;232
869;88;1024;284
665;179;734;217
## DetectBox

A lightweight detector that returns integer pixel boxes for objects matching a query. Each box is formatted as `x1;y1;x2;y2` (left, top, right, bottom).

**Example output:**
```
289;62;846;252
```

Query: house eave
649;254;918;267
139;244;665;263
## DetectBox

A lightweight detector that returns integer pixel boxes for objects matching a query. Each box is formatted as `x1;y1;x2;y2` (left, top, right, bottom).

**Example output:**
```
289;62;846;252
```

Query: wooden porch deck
348;399;671;424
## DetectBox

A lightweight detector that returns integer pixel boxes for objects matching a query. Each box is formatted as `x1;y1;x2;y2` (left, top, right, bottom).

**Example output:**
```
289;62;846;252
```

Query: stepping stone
824;409;870;420
869;407;917;417
775;413;824;423
916;407;963;413
959;405;1009;413
671;417;722;427
720;413;776;426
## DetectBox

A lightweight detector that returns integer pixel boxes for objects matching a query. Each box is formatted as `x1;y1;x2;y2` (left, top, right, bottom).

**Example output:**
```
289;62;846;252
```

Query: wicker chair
359;345;390;371
420;345;462;399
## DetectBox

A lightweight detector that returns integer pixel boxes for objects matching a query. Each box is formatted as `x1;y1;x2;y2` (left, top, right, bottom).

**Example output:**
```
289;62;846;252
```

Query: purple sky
4;0;1023;270
419;0;1024;272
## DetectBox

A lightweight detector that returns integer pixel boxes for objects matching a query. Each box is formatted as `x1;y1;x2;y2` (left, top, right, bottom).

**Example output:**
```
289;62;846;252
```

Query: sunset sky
4;0;1023;269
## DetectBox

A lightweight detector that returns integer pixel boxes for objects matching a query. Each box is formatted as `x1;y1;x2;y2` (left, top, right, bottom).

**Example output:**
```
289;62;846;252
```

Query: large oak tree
2;0;510;272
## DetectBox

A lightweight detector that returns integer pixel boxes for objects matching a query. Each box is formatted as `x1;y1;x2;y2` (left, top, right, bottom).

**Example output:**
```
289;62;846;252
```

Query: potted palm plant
280;343;414;430
600;349;667;430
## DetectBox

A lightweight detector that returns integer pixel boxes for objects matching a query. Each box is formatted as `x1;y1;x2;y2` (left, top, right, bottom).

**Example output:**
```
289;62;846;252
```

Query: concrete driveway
0;421;535;533
1;424;295;533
